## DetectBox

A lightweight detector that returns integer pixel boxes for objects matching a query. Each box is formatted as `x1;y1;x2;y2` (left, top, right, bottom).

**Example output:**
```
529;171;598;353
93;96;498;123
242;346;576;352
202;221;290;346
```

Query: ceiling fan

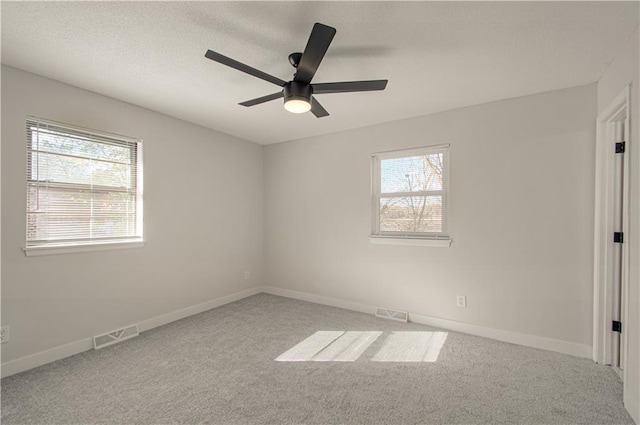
204;23;388;118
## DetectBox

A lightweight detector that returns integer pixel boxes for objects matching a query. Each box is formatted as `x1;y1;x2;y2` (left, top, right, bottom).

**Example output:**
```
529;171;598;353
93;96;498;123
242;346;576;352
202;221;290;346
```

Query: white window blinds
26;117;143;249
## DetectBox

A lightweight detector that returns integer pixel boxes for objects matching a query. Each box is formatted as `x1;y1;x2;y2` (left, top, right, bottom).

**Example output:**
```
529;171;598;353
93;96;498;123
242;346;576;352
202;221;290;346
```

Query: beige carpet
1;293;634;424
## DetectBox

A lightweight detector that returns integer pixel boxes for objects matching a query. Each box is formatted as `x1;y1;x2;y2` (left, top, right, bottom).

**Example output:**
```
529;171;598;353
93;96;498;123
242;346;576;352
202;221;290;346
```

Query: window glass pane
379;196;442;233
381;153;443;193
27;213;91;241
27;213;136;241
28;186;136;213
29;152;133;189
29;127;133;163
27;187;137;241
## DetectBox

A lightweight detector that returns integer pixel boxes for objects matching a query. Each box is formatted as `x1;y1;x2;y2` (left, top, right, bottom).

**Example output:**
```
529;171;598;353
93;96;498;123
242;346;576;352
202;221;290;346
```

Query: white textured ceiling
2;1;638;145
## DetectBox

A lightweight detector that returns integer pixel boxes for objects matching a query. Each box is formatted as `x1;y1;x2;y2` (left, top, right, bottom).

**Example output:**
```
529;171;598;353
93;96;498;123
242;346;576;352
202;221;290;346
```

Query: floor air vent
93;324;139;350
375;307;408;323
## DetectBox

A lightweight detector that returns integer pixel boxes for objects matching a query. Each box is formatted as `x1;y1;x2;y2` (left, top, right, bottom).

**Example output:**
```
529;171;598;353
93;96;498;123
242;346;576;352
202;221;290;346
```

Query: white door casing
593;85;630;382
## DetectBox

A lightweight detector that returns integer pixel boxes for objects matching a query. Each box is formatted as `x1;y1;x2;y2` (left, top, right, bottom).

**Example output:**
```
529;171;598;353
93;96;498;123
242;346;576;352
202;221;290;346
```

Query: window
25;117;143;254
371;145;450;245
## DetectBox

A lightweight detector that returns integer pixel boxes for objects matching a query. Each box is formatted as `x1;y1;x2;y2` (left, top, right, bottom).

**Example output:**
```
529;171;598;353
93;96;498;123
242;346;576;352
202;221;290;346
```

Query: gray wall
1;66;264;362
597;26;640;423
264;84;596;347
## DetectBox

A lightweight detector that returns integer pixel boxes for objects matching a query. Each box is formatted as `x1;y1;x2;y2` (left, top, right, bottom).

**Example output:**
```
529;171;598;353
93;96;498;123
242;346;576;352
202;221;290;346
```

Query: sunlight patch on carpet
275;331;344;361
276;331;448;363
276;331;382;362
313;331;382;362
371;331;448;362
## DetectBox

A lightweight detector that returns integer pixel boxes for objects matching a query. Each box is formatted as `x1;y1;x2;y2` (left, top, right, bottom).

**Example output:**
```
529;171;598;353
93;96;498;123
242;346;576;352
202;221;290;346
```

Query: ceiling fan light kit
204;22;388;118
283;82;313;113
283;99;311;114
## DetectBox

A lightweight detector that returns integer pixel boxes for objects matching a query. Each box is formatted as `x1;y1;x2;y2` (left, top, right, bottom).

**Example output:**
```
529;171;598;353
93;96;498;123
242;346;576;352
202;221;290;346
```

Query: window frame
370;144;451;246
24;116;144;256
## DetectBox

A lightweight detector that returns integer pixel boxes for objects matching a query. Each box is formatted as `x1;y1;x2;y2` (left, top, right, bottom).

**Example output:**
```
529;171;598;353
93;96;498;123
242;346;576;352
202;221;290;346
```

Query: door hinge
612;321;622;333
615;141;626;153
614;232;624;243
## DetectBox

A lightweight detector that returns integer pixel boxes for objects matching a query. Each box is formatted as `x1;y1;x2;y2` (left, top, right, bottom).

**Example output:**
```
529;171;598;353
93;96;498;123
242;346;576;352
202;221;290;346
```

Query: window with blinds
26;117;143;251
371;145;449;239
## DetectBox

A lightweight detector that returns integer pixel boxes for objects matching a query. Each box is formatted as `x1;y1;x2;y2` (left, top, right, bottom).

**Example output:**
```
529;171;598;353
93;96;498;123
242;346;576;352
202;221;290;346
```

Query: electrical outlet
1;326;10;343
244;271;251;280
456;295;467;308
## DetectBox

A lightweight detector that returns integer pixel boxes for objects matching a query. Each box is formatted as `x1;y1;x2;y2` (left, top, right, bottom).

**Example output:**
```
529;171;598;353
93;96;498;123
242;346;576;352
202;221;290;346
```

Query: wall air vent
93;324;139;350
375;307;408;323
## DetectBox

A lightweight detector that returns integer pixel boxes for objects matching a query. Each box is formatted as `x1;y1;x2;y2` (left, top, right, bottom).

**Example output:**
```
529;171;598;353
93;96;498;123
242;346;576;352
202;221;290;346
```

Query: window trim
368;236;452;247
23;240;144;257
23;116;144;255
370;144;451;244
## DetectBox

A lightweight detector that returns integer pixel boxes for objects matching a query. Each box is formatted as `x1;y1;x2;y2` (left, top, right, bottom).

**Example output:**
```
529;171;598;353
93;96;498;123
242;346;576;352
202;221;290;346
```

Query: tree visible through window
372;145;448;238
25;118;143;250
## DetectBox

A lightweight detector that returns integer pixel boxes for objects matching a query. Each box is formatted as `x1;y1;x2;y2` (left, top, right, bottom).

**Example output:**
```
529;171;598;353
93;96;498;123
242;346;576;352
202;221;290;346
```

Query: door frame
593;84;630;378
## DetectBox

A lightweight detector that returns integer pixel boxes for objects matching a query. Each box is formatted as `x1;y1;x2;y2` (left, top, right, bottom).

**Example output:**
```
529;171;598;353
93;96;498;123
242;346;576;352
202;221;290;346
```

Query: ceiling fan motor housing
284;81;313;103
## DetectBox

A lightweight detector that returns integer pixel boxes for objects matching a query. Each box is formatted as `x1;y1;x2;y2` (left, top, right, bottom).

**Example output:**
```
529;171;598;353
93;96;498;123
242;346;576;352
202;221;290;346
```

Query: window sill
24;240;144;256
369;236;452;247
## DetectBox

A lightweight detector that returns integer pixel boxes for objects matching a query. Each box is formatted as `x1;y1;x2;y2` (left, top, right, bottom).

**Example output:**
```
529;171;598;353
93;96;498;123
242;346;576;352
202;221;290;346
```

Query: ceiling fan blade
239;91;284;107
312;80;388;94
310;97;330;118
205;50;287;87
294;23;336;84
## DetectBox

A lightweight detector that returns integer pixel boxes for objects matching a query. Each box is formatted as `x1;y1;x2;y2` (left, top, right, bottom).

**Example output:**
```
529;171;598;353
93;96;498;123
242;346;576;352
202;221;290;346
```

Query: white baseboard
624;391;640;425
1;338;94;379
262;286;375;315
407;312;591;358
137;287;261;332
1;287;261;378
0;285;594;378
259;286;592;359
